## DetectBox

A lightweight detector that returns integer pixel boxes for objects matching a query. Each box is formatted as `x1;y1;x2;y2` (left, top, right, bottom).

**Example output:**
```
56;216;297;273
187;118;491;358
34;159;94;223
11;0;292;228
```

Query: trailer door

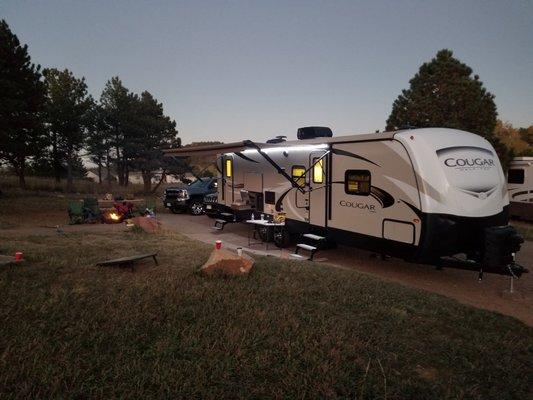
309;151;327;227
222;155;234;205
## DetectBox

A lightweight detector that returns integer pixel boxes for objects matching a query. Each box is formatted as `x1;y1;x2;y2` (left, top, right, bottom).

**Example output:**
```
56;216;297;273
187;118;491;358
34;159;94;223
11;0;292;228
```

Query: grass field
0;234;531;398
0;191;532;399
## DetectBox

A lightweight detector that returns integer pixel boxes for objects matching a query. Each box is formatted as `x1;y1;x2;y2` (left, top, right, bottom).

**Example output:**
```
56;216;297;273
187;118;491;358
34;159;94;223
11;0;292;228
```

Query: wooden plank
96;253;158;267
0;255;17;266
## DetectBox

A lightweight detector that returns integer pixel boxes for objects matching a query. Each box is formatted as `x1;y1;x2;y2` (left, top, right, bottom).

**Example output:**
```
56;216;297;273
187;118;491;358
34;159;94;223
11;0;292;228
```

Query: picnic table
96;253;158;271
246;219;285;249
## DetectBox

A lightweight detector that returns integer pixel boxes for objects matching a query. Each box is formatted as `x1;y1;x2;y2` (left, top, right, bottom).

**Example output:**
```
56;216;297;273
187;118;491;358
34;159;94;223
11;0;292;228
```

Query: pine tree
86;104;111;184
99;77;137;186
386;49;497;138
43;68;93;191
99;79;180;190
384;49;518;164
0;19;47;188
130;91;180;193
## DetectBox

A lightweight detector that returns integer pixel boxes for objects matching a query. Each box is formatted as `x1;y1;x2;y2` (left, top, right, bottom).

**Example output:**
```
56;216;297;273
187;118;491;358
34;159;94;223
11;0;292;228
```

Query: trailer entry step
293;243;318;260
303;233;325;241
297;243;317;251
213;219;228;231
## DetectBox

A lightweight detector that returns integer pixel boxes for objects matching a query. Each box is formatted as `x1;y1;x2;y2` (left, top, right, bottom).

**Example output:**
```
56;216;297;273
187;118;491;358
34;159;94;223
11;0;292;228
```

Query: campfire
103;210;123;224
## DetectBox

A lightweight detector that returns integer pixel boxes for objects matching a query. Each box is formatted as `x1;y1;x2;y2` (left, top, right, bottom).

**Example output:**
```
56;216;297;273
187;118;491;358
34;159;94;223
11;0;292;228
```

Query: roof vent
266;135;287;144
297;126;333;140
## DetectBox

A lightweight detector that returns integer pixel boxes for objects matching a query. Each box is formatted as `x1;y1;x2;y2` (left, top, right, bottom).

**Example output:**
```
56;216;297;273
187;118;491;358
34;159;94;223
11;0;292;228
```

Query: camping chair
231;190;252;211
68;201;84;225
83;197;101;223
145;199;156;214
240;190;251;205
139;199;157;217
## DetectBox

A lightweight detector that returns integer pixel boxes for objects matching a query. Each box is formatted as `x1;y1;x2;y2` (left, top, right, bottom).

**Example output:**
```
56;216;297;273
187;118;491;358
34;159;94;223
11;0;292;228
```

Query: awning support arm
243;140;306;194
171;156;205;182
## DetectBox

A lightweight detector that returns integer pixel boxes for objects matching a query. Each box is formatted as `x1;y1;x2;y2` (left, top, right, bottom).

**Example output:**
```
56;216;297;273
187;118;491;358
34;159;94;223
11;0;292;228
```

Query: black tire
189;201;204;216
274;228;292;248
206;212;218;219
170;206;185;214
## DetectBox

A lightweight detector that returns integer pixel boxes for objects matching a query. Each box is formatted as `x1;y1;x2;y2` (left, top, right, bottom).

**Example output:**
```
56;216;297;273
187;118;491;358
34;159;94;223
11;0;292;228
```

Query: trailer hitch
477;259;528;282
507;261;528;279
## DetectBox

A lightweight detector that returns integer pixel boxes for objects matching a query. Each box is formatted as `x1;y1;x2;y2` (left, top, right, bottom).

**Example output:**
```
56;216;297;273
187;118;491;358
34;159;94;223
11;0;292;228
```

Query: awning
163;140;274;158
163;139;330;194
163;141;254;158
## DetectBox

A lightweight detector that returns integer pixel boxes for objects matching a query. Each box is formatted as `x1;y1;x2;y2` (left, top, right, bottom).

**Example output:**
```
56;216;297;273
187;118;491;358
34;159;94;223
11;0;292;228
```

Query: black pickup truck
163;178;217;215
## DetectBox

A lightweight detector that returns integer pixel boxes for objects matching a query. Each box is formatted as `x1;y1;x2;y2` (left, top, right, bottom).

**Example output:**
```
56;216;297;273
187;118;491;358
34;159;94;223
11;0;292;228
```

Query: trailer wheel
274;228;291;248
257;226;274;242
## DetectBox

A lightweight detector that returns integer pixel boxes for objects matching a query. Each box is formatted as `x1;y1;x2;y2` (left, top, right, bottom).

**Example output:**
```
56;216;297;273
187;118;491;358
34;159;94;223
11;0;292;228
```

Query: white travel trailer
507;157;533;221
165;127;525;276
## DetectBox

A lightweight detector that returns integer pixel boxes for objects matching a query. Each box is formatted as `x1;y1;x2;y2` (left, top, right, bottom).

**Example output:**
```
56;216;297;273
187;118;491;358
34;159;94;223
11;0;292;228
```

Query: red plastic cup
215;240;222;250
15;252;23;261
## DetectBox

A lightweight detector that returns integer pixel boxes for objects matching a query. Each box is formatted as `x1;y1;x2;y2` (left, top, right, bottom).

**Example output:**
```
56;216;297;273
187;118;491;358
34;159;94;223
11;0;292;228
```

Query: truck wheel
189;201;204;215
170;206;185;214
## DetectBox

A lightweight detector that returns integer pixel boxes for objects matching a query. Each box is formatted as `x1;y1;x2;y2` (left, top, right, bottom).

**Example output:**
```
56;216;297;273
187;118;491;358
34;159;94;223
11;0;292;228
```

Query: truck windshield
188;179;207;187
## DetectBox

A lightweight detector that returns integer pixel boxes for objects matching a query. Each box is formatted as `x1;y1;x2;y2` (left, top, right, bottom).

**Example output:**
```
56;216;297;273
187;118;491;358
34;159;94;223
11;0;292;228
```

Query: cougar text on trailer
164;127;526;277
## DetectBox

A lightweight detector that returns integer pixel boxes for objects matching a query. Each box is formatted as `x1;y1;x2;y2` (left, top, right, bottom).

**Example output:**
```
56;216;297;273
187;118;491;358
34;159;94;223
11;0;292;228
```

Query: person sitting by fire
114;201;134;219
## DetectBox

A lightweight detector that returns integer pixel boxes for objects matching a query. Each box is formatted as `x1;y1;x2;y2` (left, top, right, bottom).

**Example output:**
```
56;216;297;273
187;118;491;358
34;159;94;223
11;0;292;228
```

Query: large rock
199;248;254;277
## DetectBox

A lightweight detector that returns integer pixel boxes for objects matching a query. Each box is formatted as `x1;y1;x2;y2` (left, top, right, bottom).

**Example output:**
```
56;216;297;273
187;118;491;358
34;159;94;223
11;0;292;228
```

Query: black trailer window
508;169;524;184
345;170;371;195
265;191;276;205
292;165;306;187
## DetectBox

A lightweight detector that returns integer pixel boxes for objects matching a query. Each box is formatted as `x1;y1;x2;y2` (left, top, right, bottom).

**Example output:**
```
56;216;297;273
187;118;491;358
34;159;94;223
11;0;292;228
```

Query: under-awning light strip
241;143;328;154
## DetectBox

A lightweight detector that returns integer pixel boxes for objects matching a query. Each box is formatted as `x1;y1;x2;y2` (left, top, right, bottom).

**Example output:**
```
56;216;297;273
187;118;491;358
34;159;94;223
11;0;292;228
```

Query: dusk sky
2;0;532;144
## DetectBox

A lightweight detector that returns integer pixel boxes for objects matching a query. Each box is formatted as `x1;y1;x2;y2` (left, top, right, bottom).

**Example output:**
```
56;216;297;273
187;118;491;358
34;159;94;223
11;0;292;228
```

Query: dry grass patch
0;174;172;196
0;192;70;228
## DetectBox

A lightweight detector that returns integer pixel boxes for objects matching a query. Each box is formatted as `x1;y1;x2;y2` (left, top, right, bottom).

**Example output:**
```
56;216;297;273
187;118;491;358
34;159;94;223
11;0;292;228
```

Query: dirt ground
155;213;533;327
2;209;532;326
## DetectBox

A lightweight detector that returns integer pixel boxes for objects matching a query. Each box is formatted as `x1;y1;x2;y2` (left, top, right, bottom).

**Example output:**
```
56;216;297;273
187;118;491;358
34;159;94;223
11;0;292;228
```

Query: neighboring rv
165;127;524;275
508;157;533;221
